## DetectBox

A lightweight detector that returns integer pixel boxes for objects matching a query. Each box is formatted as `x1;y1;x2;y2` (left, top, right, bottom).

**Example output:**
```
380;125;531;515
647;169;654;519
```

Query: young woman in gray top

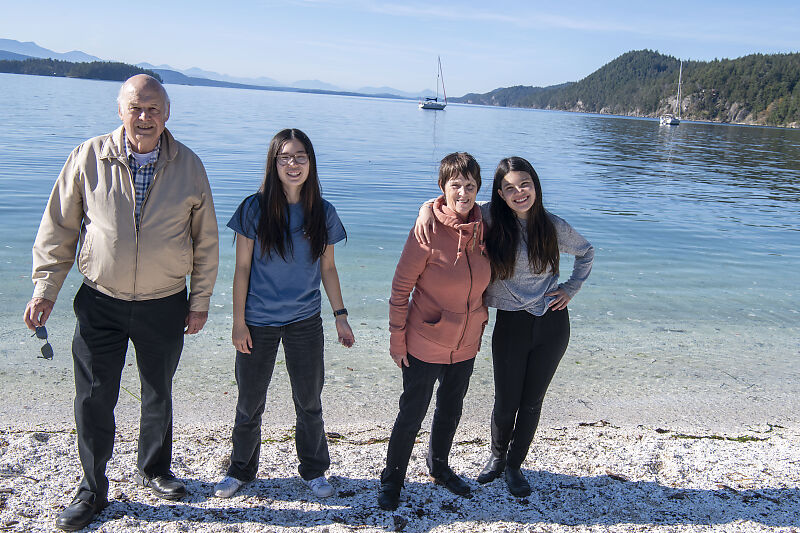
415;156;593;497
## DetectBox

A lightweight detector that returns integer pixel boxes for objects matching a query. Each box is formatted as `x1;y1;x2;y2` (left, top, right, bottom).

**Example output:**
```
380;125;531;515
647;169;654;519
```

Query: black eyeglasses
276;153;309;166
32;326;54;360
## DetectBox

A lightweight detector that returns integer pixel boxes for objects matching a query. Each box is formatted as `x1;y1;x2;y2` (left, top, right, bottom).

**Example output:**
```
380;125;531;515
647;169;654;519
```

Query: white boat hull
660;114;680;125
419;56;447;110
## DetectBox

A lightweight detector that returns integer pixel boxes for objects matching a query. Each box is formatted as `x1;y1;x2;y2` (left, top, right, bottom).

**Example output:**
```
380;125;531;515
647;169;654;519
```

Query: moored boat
419;56;447;110
659;60;682;125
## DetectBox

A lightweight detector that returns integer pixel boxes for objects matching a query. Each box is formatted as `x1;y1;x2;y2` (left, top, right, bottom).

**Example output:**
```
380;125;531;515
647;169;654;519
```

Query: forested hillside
0;58;161;83
454;50;800;127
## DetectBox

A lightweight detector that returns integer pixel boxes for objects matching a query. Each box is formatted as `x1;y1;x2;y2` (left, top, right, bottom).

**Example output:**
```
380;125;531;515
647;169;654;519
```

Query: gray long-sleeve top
482;203;594;316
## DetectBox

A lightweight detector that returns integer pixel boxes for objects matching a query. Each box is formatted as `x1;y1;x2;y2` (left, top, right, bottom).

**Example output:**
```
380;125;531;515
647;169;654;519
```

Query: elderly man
23;74;219;531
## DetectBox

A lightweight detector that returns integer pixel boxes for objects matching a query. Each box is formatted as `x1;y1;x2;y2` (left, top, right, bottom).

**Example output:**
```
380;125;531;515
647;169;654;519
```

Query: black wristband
333;308;348;317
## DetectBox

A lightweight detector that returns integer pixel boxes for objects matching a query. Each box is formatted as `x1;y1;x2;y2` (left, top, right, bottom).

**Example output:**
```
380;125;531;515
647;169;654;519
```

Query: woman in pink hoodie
378;152;491;511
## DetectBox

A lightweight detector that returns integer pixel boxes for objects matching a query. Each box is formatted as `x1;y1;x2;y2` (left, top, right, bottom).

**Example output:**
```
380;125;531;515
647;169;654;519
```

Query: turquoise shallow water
1;73;798;428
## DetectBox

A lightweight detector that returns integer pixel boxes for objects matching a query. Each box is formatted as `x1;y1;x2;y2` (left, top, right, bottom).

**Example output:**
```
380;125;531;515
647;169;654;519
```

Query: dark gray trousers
227;313;330;482
72;284;187;502
490;308;570;469
381;354;475;486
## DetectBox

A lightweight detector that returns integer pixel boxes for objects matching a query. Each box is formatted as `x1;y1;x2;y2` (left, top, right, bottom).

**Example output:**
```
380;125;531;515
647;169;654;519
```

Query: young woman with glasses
214;128;355;499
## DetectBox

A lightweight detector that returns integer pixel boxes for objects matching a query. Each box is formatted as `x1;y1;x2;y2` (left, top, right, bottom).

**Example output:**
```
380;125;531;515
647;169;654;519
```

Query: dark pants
381;354;475;486
72;284;187;502
227;313;330;482
490;308;570;469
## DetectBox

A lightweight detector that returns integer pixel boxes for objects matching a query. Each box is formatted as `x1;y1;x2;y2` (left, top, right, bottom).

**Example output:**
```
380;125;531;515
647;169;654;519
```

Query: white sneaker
304;476;334;498
214;476;245;498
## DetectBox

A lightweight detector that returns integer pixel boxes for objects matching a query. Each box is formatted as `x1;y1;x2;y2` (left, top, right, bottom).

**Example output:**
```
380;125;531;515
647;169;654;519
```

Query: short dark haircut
438;152;481;192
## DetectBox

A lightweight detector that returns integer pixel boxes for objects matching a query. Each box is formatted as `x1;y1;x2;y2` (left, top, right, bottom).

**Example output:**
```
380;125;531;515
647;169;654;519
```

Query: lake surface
1;73;798;429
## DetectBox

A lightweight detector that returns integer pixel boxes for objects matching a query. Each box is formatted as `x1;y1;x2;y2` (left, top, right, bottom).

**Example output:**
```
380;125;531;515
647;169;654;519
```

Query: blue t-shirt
227;195;346;326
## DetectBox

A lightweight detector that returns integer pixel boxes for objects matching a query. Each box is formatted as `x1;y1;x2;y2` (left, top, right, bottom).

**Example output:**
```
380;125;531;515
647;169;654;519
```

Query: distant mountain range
0;39;434;99
3;39;798;127
453;50;800;127
0;39;101;62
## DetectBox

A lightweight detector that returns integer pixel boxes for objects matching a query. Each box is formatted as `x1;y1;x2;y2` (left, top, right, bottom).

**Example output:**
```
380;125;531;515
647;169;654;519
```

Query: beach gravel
0;422;797;532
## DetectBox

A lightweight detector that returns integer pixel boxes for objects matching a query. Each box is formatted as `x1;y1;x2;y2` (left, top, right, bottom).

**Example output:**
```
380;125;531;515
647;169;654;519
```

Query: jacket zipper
135;167;162;296
121;160;140;297
125;158;160;297
453;240;473;362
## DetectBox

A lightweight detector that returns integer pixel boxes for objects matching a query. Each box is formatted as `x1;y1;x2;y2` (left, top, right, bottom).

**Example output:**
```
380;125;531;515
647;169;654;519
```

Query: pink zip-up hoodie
389;196;491;364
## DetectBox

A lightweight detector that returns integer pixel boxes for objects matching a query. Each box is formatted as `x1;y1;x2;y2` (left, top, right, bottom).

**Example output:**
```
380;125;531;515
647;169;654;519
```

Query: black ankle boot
504;467;531;497
378;482;401;511
477;453;506;484
429;465;471;496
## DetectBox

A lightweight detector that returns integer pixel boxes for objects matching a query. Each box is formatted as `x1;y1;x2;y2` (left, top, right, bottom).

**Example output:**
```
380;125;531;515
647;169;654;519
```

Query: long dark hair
486;157;559;280
249;128;328;261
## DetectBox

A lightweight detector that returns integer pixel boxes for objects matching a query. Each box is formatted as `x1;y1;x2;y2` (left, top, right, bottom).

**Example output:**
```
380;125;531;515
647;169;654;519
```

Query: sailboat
419;56;447;110
660;60;682;125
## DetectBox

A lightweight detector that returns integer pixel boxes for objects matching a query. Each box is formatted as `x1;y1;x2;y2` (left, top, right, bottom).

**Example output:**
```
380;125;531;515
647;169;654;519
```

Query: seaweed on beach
672;433;768;443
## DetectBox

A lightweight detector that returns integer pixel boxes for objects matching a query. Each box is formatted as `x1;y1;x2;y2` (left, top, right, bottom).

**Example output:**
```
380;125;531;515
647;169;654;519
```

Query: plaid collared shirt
125;135;161;229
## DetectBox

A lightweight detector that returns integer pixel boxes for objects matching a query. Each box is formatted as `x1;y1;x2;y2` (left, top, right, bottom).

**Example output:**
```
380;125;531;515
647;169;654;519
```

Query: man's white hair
117;74;170;108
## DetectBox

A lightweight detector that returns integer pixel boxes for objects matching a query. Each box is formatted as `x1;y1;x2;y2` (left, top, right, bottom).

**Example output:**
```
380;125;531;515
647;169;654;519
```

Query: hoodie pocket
415;308;463;347
459;306;489;349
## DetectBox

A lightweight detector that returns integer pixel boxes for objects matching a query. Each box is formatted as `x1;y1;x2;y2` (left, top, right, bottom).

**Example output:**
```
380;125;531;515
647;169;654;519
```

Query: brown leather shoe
55;496;107;531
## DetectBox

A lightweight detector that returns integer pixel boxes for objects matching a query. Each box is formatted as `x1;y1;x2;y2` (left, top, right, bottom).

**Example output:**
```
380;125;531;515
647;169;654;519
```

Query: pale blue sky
2;0;799;95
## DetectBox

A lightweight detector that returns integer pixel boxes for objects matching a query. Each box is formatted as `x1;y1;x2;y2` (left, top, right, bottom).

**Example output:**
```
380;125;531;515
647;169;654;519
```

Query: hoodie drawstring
453;221;484;265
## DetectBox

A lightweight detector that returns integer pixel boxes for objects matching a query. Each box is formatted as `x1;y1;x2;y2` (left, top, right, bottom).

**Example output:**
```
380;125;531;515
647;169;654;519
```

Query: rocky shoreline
1;422;797;532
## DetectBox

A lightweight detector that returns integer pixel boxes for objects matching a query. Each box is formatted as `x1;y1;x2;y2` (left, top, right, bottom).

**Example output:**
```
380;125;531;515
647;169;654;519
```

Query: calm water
1;73;798;422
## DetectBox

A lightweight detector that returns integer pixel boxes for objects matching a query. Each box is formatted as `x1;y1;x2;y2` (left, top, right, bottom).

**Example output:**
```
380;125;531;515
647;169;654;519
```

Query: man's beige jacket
32;126;219;312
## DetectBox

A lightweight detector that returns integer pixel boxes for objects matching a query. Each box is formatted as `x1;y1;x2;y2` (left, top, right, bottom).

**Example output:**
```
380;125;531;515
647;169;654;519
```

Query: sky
2;0;800;96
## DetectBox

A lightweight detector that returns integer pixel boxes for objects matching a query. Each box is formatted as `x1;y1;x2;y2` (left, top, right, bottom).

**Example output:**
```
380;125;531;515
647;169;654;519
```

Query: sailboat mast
438;56;447;104
676;60;682;118
434;59;440;100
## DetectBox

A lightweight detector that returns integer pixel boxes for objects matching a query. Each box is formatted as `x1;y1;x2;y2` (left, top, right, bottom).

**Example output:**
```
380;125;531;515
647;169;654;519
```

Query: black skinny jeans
490;308;570;469
381;354;475;486
227;313;330;482
72;284;187;502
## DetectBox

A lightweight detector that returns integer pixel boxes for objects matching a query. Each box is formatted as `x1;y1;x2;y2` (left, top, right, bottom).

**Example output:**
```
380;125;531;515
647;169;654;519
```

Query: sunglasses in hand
32;326;54;360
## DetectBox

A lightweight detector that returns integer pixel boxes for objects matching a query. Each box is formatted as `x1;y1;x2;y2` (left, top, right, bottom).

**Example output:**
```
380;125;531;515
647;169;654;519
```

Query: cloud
288;0;638;32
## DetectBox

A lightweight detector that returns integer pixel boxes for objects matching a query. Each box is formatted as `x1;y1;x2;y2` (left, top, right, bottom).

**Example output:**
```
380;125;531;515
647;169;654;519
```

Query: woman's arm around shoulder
413;198;489;245
320;244;355;347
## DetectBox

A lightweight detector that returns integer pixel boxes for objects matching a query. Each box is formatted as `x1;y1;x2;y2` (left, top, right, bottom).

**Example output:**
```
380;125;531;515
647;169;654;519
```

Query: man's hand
24;298;55;330
184;311;208;334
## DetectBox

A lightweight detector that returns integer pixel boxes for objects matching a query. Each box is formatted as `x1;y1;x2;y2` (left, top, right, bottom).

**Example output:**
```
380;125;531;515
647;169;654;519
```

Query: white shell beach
2;74;799;532
1;330;798;533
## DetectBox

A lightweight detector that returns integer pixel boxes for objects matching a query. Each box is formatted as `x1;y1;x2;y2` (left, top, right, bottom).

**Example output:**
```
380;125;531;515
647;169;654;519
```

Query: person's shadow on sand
86;470;799;531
